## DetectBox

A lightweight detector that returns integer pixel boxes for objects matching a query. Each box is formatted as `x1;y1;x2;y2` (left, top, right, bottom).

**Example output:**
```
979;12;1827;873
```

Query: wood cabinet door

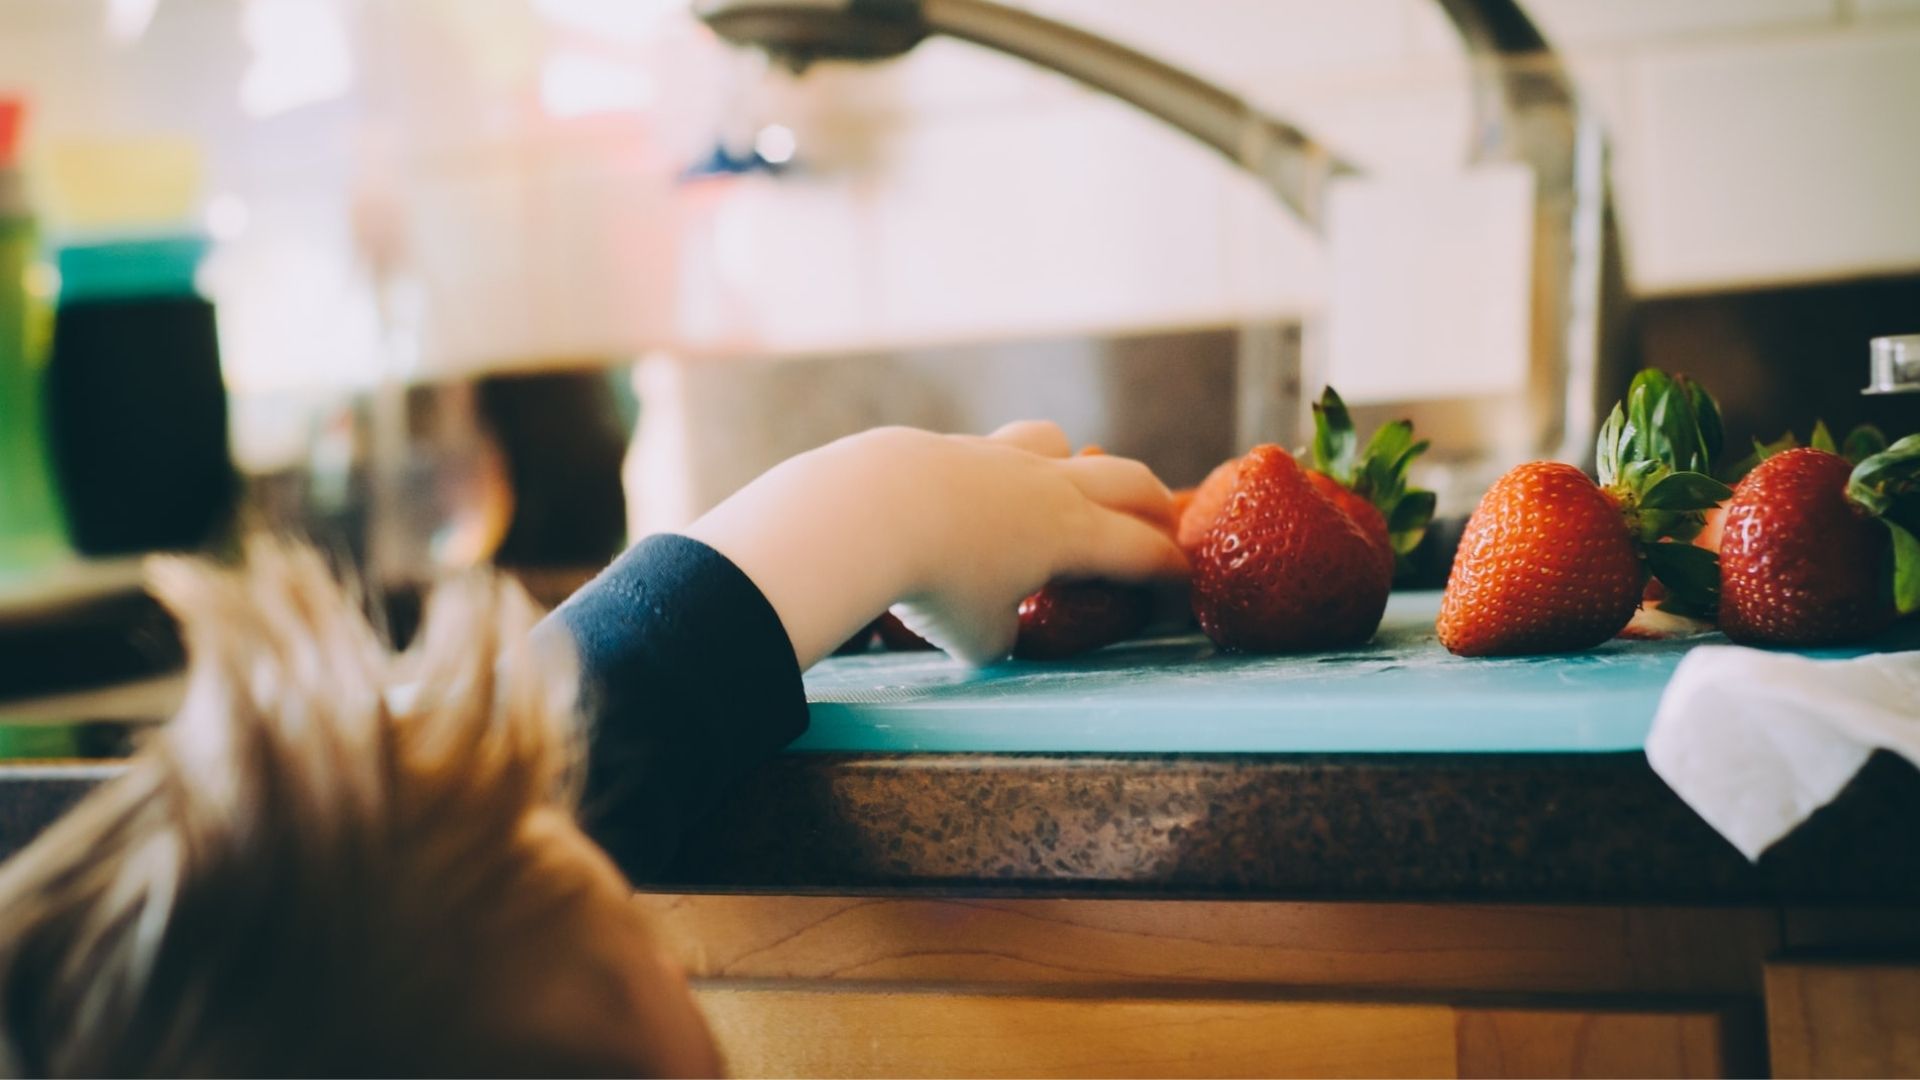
696;984;1757;1079
1767;959;1920;1078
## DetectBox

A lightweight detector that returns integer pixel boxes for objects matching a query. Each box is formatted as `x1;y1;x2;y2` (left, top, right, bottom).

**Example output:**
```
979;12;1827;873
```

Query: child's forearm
682;433;916;669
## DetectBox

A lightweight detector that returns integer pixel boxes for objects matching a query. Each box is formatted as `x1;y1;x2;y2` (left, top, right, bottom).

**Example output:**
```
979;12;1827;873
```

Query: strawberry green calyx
1722;422;1887;484
1309;386;1436;561
1839;424;1889;463
1847;433;1920;616
1596;369;1733;617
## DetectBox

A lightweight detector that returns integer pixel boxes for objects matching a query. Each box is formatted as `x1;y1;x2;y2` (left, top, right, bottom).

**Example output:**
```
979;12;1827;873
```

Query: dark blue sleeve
533;534;809;880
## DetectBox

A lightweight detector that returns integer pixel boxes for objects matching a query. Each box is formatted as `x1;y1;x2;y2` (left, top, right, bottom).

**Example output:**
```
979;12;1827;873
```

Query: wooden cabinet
1766;959;1920;1078
1453;1005;1756;1079
640;896;1780;1078
699;989;1461;1079
696;987;1755;1078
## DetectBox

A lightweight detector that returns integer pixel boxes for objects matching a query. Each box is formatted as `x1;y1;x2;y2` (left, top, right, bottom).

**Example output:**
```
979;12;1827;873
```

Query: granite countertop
649;748;1920;903
5;748;1917;904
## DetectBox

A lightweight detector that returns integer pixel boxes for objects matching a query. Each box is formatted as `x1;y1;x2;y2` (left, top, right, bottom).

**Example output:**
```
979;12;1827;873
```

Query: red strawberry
1191;445;1391;652
1307;468;1393;583
1438;463;1648;655
1178;387;1436;579
1718;445;1920;645
1177;456;1240;553
1440;370;1730;656
1014;582;1152;660
1694;420;1884;563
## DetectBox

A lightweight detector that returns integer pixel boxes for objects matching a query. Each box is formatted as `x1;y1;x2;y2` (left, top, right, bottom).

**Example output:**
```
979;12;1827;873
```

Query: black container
44;291;235;555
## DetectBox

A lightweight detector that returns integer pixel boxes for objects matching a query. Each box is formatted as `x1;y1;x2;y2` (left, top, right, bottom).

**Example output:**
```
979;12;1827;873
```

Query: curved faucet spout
695;0;1581;231
696;0;1354;227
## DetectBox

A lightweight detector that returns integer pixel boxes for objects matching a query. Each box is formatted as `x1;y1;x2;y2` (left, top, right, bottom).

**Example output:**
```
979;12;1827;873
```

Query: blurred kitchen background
4;0;1920;713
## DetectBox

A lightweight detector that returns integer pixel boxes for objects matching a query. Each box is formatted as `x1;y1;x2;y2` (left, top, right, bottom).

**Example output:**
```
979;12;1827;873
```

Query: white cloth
1647;645;1920;860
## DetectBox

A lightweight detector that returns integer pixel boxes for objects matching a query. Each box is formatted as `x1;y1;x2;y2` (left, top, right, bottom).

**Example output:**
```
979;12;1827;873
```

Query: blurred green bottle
0;99;68;572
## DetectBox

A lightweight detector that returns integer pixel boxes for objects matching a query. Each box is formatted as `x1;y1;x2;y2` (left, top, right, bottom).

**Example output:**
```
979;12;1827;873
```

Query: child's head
0;543;720;1077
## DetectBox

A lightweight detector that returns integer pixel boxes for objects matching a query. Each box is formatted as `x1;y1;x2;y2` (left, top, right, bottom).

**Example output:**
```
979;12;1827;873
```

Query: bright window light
754;124;796;165
205;193;250;241
239;0;354;119
532;0;683;44
540;52;656;118
106;0;162;44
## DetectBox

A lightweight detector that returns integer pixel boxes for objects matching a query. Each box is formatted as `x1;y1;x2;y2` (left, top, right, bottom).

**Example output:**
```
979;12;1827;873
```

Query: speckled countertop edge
5;751;1915;903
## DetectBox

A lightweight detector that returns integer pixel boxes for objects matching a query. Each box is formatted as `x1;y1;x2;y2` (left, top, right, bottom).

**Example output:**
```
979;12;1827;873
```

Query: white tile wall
1624;22;1920;290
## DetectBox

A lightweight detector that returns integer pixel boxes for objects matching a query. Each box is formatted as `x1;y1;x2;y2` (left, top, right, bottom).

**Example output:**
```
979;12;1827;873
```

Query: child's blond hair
0;541;666;1075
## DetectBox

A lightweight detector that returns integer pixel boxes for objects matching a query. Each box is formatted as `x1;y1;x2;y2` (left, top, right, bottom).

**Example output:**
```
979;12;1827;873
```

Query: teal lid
56;234;207;302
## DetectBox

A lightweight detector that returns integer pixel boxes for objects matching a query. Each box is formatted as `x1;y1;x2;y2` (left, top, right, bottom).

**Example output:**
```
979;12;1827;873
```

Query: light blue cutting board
796;591;1918;754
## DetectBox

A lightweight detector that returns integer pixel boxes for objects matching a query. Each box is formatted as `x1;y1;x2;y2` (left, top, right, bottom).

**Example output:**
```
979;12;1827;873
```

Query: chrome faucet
695;0;1628;500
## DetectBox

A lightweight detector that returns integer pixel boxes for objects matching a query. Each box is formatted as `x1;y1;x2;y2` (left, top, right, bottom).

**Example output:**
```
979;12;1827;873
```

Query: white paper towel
1646;644;1920;860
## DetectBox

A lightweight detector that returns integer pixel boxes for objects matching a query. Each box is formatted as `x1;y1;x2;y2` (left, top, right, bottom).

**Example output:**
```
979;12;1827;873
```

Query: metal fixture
1865;334;1920;396
695;0;1352;227
693;0;1581;220
696;0;1625;499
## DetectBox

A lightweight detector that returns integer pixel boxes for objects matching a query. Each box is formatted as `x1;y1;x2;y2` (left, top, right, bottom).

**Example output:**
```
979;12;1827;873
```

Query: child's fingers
983;419;1071;458
948;613;1020;667
1059;454;1175;530
1062;506;1191;582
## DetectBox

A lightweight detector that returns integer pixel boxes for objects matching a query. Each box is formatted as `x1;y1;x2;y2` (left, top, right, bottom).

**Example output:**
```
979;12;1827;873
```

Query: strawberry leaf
1311;387;1358;486
1681;375;1723;469
1618;458;1662;494
1643;541;1720;618
1627;369;1672;464
1617;368;1723;481
1640;471;1734;511
1889;522;1920;617
1358;422;1416;506
1596;404;1625;487
1842;424;1889;464
1361;419;1414;476
1810;419;1837;455
1632;507;1704;545
1387;490;1436;555
1607;371;1730;553
1848;434;1920;535
1390;438;1430;481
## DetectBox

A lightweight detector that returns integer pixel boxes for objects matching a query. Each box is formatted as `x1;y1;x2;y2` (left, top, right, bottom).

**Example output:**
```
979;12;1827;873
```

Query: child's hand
684;422;1188;667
